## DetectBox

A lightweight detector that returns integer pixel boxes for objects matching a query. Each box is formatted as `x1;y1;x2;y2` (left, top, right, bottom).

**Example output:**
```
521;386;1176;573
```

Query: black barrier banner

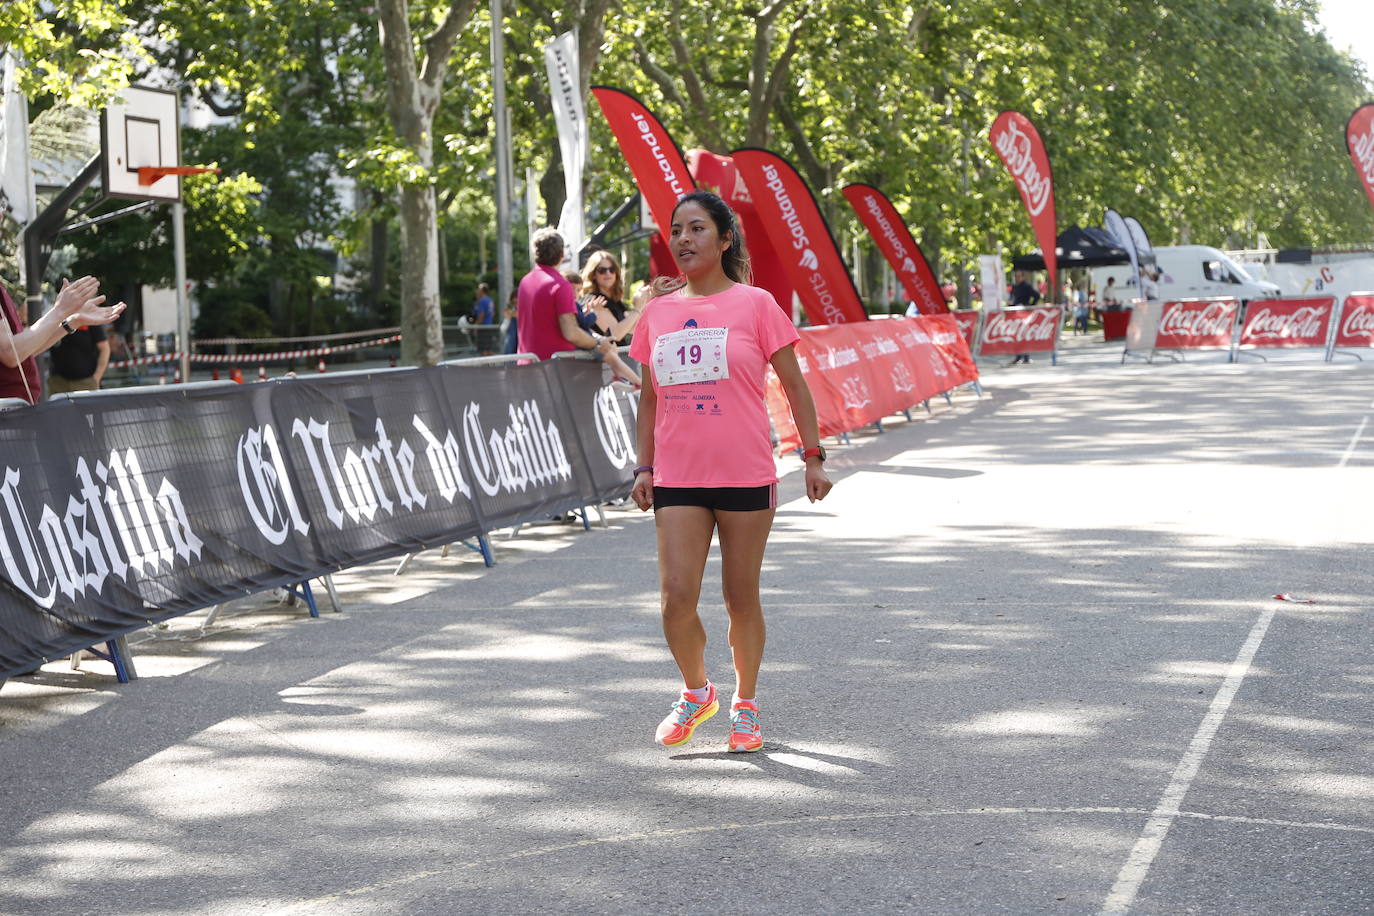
0;360;635;677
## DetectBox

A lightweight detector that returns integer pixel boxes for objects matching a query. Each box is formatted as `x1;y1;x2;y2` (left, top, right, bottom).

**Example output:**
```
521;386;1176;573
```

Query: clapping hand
55;277;125;329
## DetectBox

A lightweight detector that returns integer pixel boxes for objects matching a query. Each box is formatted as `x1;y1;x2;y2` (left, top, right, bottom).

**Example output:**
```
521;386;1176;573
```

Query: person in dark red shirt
0;276;126;404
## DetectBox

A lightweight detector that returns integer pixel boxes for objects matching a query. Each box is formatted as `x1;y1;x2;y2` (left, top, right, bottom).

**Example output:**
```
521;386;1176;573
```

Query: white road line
1338;416;1367;468
1100;603;1279;915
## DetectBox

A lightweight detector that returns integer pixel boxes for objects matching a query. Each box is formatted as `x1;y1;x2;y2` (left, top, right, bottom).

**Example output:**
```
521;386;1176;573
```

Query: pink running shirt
517;264;578;360
629;283;800;487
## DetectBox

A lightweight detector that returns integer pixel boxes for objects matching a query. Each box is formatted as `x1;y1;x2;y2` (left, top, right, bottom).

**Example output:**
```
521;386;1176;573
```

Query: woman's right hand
631;470;654;511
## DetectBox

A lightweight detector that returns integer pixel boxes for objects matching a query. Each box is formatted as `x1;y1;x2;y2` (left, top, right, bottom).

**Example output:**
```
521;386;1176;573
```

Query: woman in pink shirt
629;191;832;753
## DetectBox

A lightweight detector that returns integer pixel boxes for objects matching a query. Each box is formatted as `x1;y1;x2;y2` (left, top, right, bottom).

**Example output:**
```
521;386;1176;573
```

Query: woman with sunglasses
578;250;641;344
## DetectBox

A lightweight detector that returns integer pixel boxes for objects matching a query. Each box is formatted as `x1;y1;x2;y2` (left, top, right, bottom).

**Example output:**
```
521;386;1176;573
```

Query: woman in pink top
629;190;832;753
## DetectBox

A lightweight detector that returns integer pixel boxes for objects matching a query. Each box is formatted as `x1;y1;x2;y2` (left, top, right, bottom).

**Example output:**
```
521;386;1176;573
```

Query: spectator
1139;266;1159;302
578;250;641;345
563;268;640;388
47;319;110;395
471;282;494;324
516;227;614;362
1008;270;1040;363
0;276;125;404
500;288;518;355
1102;276;1122;310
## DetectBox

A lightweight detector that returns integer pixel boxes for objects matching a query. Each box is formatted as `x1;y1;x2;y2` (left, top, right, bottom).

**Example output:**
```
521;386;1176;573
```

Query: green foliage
27;0;1374;340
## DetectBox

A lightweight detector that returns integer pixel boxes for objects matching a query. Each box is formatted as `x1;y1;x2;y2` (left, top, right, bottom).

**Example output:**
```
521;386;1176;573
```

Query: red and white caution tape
108;333;402;370
194;326;401;346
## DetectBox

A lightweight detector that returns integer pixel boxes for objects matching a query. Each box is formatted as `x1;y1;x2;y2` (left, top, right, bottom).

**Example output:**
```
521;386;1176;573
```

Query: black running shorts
653;484;777;512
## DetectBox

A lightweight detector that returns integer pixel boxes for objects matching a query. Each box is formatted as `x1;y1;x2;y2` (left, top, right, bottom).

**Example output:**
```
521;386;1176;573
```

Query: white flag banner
543;31;585;267
979;254;1005;311
1103;208;1140;297
0;50;34;226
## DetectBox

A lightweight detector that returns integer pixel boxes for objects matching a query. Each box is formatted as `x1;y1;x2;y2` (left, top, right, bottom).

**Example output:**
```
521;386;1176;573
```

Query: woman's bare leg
655;505;716;688
714;507;775;699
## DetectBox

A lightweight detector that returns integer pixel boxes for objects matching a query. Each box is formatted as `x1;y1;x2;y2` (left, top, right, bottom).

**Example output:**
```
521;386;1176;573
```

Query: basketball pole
172;198;190;383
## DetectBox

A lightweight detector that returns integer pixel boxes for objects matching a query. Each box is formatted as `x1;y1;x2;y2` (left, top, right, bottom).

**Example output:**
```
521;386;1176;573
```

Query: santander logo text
861;194;939;311
1158;302;1236;340
992;120;1052;217
761;162;848;323
631;113;687;197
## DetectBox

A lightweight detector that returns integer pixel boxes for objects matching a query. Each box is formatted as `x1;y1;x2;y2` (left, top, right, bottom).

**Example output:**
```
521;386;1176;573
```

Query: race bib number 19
652;327;729;386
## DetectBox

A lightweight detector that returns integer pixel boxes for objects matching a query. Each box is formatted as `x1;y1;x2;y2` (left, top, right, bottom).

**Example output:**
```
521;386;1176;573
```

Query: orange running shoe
655;685;719;747
727;700;763;753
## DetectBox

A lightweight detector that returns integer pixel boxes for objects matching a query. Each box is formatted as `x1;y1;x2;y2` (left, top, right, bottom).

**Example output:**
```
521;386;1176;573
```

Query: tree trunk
369;212;388;310
399;183;443;364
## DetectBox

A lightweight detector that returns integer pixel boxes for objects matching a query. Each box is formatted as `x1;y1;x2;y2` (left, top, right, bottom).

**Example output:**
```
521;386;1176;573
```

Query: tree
376;0;480;366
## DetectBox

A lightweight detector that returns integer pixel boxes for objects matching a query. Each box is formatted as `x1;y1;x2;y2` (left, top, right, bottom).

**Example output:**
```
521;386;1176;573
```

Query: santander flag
732;148;868;325
989;111;1058;297
1347;103;1374;215
591;86;694;249
842;183;946;314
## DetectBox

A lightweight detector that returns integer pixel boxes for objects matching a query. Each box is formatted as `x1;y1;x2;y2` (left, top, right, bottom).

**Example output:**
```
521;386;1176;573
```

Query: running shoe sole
658;699;719;747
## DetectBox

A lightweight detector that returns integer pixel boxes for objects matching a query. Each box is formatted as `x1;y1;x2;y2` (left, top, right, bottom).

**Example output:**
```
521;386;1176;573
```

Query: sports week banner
0;360;637;677
731;148;869;325
544;32;587;261
591;86;695;249
1155;299;1240;349
989;111;1058;297
1238;296;1336;350
688;149;794;314
1347;103;1374;214
1332;294;1374;349
977;306;1062;357
767;315;978;450
841;183;946;315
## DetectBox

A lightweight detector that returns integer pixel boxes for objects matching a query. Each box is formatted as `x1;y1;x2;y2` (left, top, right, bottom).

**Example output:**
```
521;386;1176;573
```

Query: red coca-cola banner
977;306;1062;356
591;86;695;249
688;149;794;315
1238;297;1336;349
841;183;946;314
731;148;869;325
766;315;979;450
1333;294;1374;348
1347;103;1374;214
1154;300;1239;349
953;310;980;350
989;111;1058;297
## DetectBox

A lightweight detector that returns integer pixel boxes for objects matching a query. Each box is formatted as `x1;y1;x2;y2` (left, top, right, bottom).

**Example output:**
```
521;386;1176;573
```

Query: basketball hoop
138;166;220;186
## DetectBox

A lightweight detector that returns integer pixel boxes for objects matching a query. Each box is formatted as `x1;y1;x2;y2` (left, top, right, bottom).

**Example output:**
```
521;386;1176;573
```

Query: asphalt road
2;346;1372;915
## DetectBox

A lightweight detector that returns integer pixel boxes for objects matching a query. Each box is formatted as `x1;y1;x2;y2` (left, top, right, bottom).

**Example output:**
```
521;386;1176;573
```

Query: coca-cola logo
992;119;1052;217
1353;120;1374;188
1340;302;1374;340
1244;305;1328;341
983;309;1058;344
1159;301;1236;339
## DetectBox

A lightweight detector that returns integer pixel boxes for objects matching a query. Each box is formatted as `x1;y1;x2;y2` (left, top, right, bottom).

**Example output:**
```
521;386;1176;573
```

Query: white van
1090;245;1282;303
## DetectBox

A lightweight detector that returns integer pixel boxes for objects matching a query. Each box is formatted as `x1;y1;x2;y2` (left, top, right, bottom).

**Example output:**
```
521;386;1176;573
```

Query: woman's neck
682;269;735;298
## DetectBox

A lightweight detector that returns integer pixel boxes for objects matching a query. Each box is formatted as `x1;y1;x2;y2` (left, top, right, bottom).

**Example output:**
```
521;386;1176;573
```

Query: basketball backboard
100;86;181;202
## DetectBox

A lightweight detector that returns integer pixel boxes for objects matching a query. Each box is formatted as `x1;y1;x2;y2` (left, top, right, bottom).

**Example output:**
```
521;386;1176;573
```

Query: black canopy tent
1012;225;1131;271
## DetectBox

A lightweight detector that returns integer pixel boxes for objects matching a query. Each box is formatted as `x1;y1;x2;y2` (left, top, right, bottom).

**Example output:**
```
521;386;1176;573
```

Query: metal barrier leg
203;603;224;627
924;400;933;414
477;534;494;566
943;391;953;406
82;638;136;683
902;409;913;421
282;579;320;618
322;574;342;612
395;552;418;575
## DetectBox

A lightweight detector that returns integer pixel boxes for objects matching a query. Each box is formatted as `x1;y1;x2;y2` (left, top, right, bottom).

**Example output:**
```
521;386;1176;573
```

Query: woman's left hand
804;462;832;503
